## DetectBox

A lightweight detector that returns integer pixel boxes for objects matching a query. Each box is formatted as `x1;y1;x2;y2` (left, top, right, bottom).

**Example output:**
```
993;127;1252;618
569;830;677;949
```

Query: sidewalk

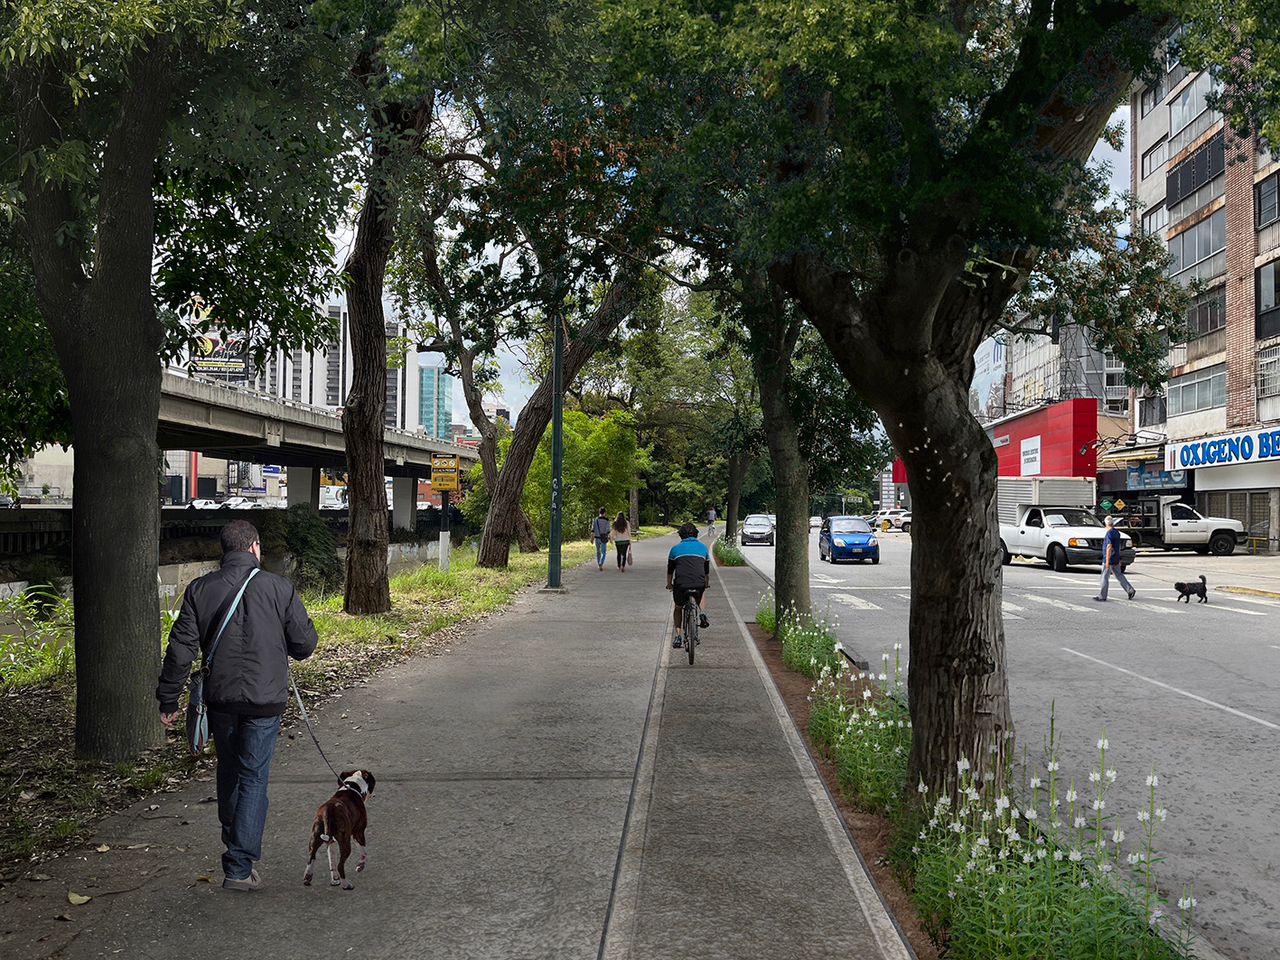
0;536;909;960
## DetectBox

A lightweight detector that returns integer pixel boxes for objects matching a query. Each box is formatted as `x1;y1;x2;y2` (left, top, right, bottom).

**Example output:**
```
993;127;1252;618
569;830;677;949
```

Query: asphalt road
741;529;1280;960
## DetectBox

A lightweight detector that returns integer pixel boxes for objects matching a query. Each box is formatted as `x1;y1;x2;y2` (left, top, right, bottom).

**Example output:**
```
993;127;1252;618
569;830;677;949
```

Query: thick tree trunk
629;485;640;533
17;49;172;760
477;275;640;568
889;367;1012;797
341;169;394;615
757;366;811;622
724;451;747;543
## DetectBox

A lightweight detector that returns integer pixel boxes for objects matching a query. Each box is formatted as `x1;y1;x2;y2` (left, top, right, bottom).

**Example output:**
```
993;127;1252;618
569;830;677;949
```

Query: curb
1218;585;1280;599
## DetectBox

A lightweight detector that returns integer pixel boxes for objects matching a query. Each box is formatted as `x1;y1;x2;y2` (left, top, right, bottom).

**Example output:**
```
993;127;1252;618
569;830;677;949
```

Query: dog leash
290;677;345;786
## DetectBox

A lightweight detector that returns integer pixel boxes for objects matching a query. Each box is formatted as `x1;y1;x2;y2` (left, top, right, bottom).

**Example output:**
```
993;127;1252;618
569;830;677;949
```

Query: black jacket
156;552;318;716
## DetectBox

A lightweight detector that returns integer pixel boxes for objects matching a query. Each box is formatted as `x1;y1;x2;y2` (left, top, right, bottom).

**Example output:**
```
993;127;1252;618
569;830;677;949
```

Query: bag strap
202;568;260;674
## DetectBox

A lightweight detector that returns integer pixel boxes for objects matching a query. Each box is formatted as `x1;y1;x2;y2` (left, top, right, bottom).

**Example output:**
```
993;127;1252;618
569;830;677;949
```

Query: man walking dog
1094;515;1136;603
157;520;318;890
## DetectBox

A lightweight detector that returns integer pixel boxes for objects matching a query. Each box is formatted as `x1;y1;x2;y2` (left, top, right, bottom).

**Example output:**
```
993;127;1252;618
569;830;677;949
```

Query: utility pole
439;489;452;572
547;310;565;589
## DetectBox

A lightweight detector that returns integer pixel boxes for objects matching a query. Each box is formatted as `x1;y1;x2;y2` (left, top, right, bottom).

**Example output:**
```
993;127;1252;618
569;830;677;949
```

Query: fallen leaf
195;875;212;883
18;790;36;803
28;873;53;882
67;892;91;905
55;913;73;922
95;844;110;853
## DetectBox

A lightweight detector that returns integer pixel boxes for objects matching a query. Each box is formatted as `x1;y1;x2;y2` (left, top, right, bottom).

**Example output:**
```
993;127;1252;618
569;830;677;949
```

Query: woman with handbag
612;512;632;571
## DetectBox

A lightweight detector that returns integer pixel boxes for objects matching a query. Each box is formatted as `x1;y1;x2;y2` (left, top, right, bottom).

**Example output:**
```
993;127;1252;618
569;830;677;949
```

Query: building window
1141;203;1168;237
290;350;303;401
1141;138;1168;180
1258;345;1280;400
1141;78;1167;118
1257;172;1280;230
1167;208;1226;281
1187;287;1226;338
1167;362;1226;416
1169;72;1217;137
1139;394;1168;427
1165;131;1225;223
1259;260;1280;340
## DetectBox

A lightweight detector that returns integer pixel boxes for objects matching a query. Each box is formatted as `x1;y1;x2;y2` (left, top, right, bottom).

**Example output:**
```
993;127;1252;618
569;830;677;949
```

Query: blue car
818;516;880;564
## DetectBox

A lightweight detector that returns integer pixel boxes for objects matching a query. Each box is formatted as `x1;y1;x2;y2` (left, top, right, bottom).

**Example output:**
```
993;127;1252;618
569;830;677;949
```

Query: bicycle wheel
684;599;697;664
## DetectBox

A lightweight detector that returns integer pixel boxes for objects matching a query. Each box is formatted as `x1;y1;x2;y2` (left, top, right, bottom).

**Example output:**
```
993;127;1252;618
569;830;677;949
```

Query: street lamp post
547;311;564;589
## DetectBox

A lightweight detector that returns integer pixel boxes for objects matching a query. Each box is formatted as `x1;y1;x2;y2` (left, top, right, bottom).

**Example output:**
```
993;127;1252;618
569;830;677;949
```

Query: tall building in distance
482;401;511;426
419;366;453;441
1129;31;1280;548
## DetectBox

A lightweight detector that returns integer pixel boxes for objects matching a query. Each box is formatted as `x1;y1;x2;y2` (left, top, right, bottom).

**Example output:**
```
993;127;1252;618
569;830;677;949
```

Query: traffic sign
431;455;460;492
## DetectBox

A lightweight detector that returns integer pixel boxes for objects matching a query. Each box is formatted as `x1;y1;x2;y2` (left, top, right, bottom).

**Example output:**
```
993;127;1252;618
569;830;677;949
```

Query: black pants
615;539;630;567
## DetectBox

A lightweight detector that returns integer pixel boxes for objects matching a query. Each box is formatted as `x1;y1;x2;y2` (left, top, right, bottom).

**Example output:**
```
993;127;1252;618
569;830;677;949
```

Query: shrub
777;607;840;679
261;503;343;592
755;589;776;633
0;587;74;688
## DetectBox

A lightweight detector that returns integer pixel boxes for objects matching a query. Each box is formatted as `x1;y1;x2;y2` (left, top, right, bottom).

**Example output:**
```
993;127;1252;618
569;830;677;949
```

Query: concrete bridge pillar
287;467;321;509
392;476;417;533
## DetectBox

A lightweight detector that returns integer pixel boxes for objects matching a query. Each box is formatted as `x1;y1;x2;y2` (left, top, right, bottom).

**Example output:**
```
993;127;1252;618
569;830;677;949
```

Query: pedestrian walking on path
612;511;632;571
1095;515;1136;602
156;520;318;890
592;507;612;570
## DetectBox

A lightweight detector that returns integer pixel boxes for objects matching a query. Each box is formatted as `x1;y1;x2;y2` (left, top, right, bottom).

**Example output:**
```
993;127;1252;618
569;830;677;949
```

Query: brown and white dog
303;769;376;890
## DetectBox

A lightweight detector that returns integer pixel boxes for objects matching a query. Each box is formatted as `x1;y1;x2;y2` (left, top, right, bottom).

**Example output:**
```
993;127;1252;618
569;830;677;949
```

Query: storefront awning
1097;445;1164;467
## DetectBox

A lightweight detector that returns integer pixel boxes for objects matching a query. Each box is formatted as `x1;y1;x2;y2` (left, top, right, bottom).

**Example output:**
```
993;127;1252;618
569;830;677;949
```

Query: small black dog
1174;574;1208;603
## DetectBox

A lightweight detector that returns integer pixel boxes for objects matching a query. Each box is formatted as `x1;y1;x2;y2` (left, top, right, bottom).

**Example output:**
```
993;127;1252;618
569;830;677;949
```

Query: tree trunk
341;165;394;615
17;49;173;760
477;274;640;567
724;450;747;543
629;484;640;533
757;363;811;622
889;365;1012;797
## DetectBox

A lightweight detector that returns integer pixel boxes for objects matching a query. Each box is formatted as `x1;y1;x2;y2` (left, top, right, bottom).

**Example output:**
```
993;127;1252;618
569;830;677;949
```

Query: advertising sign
1020;435;1042;477
1125;463;1188;490
1165;428;1280;470
182;295;250;380
431;454;460;492
969;338;1007;423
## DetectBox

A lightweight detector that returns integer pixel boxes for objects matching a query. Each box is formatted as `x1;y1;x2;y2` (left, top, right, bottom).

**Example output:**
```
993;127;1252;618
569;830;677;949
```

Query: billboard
182;295;250;380
970;338;1006;422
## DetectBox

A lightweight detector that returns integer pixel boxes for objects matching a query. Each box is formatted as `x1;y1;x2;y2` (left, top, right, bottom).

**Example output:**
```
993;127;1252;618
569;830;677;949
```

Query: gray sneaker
222;869;260;891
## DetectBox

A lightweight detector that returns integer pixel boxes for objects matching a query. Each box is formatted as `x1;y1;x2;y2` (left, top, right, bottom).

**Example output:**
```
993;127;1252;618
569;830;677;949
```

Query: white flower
1030;777;1042;789
956;757;971;775
975;836;990;848
917;780;928;794
981;811;992;823
912;846;920;856
1046;760;1060;772
1101;862;1113;874
1111;829;1125;843
1066;788;1078;803
1054;850;1064;861
893;642;902;651
1074;816;1087;829
1146;773;1159;788
1088;771;1101;783
994;795;1010;815
1155;807;1167;822
1178;896;1197;911
1136;810;1150;823
951;820;964;834
1149;907;1163;923
834;641;844;653
1024;808;1039;822
1068;849;1083;862
1106;769;1117;783
862;688;872;700
1097;738;1109;750
1022;853;1034;864
1127;853;1141;866
1091;799;1106;811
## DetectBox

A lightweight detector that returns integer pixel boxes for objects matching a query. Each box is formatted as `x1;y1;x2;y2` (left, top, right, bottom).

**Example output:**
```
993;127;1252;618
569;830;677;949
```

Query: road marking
715;566;913;959
1047;574;1096;584
1148;596;1265;616
1127;601;1178;616
812;584;911;591
833;594;884;611
1001;601;1025;619
1021;594;1098;614
1061;648;1280;731
1271;646;1280;652
895;594;912;601
1211;593;1280;608
812;573;843;584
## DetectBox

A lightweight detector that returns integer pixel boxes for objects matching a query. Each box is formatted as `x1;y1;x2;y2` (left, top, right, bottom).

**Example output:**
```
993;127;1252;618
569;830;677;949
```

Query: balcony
1187;328;1226;362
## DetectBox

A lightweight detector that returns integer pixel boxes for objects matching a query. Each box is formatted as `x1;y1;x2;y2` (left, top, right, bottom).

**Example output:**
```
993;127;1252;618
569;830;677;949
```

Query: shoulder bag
187;568;260;755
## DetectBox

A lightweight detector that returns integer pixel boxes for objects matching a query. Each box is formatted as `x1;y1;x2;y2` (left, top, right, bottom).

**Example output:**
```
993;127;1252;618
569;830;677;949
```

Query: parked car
818;516;880;564
740;514;776;546
809;515;822;529
898;512;912;534
187;498;220;509
874;508;908;530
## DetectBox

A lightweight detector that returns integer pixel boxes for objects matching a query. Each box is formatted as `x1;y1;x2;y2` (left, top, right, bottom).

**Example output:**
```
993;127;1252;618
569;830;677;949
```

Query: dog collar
340;775;369;798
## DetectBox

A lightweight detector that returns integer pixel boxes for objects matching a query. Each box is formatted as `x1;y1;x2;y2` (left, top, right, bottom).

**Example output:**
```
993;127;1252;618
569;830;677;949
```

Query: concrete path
0;536;910;960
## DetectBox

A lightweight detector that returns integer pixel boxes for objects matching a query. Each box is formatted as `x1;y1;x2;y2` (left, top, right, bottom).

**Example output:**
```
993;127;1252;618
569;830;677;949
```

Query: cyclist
666;521;711;648
706;506;717;538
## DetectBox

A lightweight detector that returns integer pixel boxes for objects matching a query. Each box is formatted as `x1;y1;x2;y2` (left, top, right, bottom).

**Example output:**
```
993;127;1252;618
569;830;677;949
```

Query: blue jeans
595;538;608;566
1098;563;1134;600
209;711;281;880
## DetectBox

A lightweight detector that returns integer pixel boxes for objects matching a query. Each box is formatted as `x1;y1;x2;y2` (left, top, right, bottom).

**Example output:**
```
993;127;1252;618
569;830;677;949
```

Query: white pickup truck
1110;495;1246;556
997;477;1134;572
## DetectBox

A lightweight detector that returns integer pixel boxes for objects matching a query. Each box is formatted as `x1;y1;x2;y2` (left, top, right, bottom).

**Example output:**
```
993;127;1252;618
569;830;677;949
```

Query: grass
754;589;840;679
712;537;746;566
804;656;1201;960
634;525;677;540
0;540;598;871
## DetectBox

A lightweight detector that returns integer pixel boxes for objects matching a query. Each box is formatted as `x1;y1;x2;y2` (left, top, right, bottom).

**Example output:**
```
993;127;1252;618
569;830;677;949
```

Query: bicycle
681;594;699;665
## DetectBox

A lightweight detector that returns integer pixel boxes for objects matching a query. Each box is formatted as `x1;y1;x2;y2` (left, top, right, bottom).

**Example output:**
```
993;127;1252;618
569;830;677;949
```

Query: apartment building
419;365;454;441
1129;43;1280;549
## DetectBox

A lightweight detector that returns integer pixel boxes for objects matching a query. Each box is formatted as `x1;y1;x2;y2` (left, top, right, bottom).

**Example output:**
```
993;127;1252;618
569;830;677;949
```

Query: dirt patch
747;622;938;960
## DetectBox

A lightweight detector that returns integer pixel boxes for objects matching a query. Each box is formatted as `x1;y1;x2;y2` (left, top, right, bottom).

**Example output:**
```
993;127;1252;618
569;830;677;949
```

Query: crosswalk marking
1213;593;1280;608
812;573;842;584
1021;594;1098;614
1148;596;1265;616
1047;574;1096;584
896;594;912;601
832;594;883;611
1128;601;1178;616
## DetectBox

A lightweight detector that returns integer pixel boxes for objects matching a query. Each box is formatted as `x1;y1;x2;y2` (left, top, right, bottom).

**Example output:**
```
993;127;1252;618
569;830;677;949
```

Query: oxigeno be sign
1165;428;1280;470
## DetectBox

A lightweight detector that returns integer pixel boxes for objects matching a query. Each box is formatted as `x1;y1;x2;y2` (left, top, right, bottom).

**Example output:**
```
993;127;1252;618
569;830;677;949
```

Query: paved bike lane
1;537;909;960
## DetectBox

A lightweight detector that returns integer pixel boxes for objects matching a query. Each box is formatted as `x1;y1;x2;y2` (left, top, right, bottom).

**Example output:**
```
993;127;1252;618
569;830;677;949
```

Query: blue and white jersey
668;537;710;588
